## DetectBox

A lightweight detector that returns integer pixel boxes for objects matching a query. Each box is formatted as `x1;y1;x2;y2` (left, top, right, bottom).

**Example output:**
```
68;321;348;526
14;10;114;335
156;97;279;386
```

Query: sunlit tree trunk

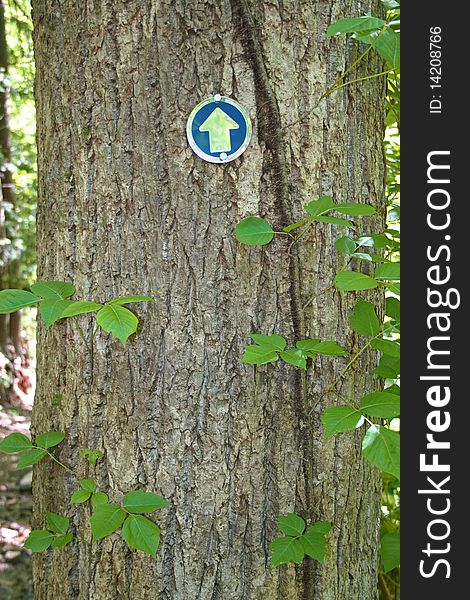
32;1;386;598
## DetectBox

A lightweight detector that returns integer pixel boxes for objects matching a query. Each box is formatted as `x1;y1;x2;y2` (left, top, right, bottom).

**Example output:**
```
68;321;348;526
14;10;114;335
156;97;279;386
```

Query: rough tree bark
31;1;386;599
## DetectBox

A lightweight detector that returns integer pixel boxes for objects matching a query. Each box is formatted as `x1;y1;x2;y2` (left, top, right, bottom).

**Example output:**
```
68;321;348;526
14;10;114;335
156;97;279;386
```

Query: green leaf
309;521;332;535
277;513;306;537
313;215;352;227
81;448;104;464
61;301;103;318
249;334;286;352
0;289;41;314
362;425;400;480
24;530;54;552
322;406;361;437
91;492;109;506
350;301;381;336
280;349;307;369
39;299;74;327
235;216;274;246
375;262;400;281
351;252;373;262
17;448;48;469
334;203;376;216
270;536;305;566
304;196;334;218
122;491;169;514
327;16;386;36
370;338;400;357
381;532;400;572
375;28;400;68
46;512;69;535
80;479;97;493
107;295;155;306
0;432;32;453
90;504;126;541
360;392;400;419
386;282;400;295
386;297;400;322
334;271;378;291
374;355;400;379
335;236;356;254
356;234;390;248
51;533;73;549
300;526;329;562
70;490;92;504
300;340;348;357
295;339;320;352
96;305;139;347
242;345;279;365
35;431;65;449
30;281;75;299
283;219;308;233
122;514;160;557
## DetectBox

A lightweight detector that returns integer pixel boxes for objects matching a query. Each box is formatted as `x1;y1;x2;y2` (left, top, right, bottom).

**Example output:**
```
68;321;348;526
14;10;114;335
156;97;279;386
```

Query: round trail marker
186;95;252;164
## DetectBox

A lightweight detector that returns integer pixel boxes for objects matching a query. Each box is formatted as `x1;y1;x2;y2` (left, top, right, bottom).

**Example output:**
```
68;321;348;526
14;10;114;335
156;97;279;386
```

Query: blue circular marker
186;95;252;164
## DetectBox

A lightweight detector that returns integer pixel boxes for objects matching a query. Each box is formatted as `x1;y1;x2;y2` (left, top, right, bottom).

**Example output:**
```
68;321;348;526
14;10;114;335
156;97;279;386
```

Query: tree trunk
31;1;386;599
0;0;21;354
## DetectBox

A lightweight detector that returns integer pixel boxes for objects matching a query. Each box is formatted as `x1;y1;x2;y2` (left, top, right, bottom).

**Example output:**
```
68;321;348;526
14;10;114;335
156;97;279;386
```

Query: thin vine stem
32;445;76;476
322;70;394;99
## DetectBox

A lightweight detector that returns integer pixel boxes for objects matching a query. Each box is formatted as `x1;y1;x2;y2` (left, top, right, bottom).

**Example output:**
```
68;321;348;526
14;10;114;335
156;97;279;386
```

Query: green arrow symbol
199;107;240;153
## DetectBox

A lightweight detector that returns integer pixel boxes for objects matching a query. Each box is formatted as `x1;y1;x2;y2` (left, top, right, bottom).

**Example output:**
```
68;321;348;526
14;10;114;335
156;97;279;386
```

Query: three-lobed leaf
96;305;139;347
0;432;33;453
